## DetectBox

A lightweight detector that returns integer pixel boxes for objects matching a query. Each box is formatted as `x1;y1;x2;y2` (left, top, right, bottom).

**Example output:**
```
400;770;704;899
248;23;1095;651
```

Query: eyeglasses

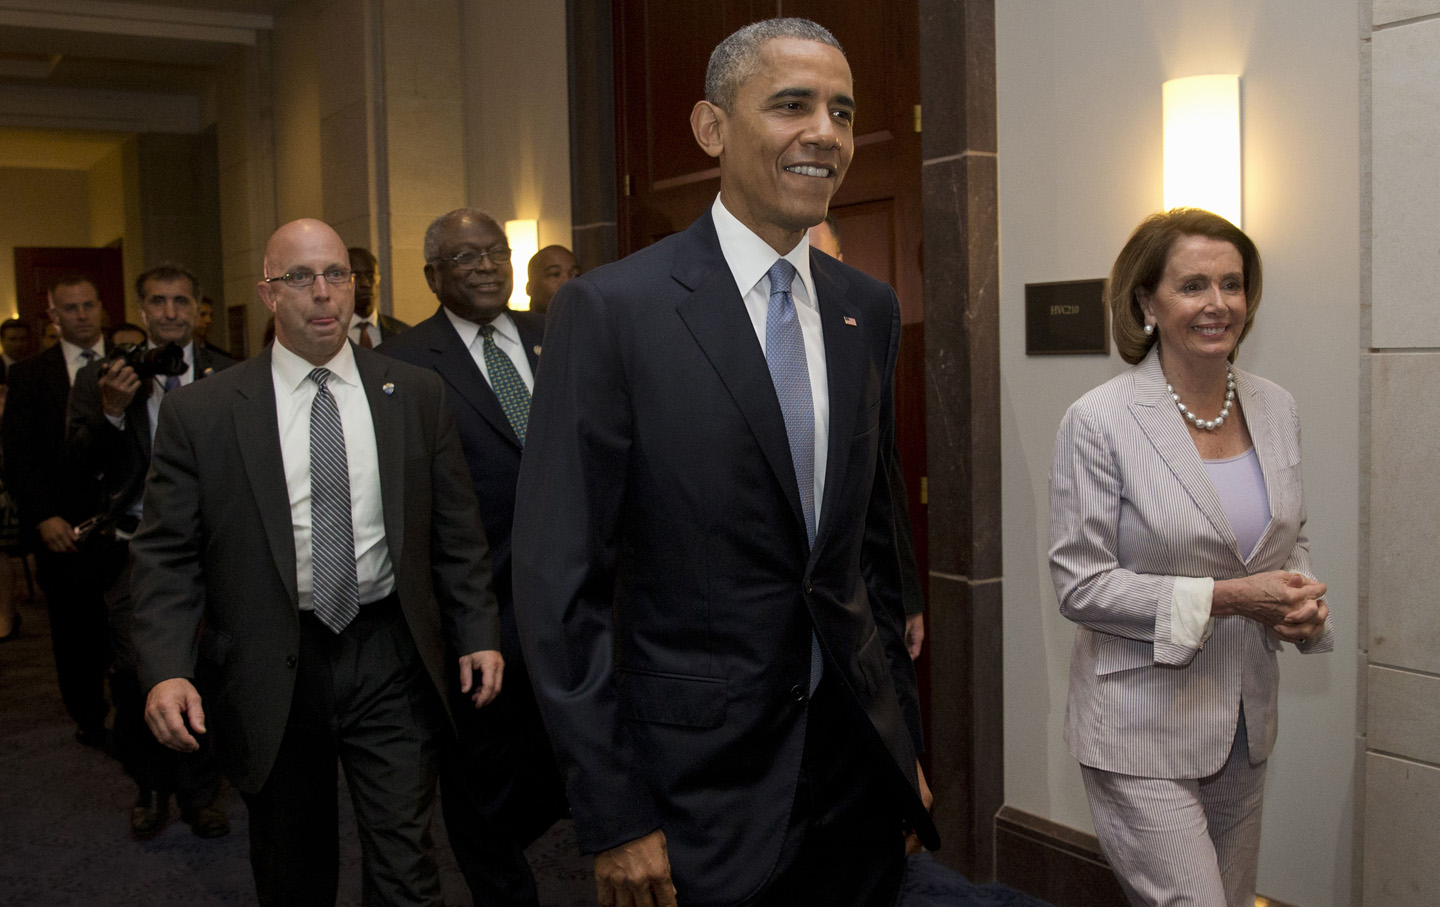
262;267;354;289
436;247;512;270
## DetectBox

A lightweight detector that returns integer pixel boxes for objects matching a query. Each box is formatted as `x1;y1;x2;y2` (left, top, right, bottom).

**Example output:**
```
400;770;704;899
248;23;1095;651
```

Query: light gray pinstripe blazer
1049;348;1333;779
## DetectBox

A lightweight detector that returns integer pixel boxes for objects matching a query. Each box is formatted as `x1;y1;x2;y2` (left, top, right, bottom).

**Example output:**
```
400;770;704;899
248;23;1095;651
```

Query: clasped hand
1214;570;1328;643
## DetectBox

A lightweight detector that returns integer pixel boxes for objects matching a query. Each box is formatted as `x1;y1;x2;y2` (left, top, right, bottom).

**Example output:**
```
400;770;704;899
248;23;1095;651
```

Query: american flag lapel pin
382;382;395;396
843;316;857;326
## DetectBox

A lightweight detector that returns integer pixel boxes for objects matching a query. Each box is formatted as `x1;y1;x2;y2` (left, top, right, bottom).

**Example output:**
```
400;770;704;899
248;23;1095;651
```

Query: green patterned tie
478;323;530;445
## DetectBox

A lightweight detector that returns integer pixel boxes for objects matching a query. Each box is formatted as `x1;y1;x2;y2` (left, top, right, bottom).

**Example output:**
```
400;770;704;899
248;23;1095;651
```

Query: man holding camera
67;263;235;839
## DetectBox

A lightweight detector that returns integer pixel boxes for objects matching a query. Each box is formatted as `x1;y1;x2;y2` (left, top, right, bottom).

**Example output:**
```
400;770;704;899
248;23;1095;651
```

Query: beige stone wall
1362;3;1440;904
212;0;555;339
86;137;143;321
0;168;91;319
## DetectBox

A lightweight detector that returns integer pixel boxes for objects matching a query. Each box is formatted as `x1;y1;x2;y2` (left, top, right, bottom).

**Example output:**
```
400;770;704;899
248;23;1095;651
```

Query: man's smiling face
710;37;855;252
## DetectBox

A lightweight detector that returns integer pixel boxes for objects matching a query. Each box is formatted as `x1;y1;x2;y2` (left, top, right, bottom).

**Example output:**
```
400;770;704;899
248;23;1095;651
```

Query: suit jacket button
790;684;806;702
285;655;297;669
804;581;813;595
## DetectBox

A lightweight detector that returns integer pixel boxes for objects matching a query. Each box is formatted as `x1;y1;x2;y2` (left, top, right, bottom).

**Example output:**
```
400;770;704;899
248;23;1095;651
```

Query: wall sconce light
1162;74;1242;227
505;219;539;310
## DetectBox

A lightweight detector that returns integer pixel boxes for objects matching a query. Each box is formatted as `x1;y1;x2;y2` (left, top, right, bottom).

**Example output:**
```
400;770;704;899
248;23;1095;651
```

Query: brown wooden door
612;1;931;739
13;246;126;340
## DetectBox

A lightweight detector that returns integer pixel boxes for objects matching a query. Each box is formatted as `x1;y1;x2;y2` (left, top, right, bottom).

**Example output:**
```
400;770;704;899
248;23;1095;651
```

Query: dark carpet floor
0;592;1050;906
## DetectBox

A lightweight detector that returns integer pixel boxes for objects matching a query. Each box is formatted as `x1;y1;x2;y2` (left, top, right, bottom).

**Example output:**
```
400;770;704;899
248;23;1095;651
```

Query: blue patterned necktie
308;367;359;634
764;259;823;692
163;375;181;393
478;323;530;446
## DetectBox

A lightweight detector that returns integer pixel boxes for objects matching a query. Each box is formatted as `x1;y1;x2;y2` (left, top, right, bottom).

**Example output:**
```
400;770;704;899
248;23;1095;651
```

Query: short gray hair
705;18;843;112
423;208;501;262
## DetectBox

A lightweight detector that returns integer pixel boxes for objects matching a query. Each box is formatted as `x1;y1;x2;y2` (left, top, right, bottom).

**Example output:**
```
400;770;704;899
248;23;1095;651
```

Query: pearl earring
1143;323;1154;336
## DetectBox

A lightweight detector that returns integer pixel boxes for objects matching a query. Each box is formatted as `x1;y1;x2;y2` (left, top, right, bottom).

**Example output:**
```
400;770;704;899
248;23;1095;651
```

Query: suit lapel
812;257;861;553
232;349;299;603
673;217;808;539
1236;370;1283;564
1128;349;1243;563
354;347;405;563
421;310;522;450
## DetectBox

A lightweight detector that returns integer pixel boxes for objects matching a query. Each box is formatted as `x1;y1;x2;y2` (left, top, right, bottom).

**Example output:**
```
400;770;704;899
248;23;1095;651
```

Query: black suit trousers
35;544;111;732
747;671;909;907
99;543;220;805
438;658;566;907
242;599;447;907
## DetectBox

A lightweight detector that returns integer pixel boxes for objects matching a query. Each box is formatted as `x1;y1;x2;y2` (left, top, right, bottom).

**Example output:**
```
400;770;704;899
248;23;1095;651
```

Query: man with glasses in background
131;219;503;905
379;209;561;907
347;246;409;348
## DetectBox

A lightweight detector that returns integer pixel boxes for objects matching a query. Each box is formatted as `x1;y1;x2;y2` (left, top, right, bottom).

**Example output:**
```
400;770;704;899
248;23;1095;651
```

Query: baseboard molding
994;806;1128;907
994;806;1301;907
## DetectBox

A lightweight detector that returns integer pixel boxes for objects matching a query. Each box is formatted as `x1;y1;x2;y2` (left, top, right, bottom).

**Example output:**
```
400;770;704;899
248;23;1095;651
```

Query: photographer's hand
99;361;141;418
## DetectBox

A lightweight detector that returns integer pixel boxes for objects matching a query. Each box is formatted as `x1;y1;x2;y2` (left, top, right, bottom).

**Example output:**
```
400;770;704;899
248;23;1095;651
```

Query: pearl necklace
1167;365;1236;431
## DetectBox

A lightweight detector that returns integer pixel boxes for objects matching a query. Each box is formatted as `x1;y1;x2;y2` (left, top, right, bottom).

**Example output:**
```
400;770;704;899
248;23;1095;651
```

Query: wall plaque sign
1025;279;1109;355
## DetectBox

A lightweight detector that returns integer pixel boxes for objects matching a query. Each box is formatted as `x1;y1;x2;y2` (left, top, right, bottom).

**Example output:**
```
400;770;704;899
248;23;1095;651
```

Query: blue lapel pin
382;382;395;396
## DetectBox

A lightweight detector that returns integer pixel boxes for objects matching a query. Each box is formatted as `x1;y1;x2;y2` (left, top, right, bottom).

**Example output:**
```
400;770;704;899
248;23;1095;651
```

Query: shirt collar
443;307;518;348
60;337;104;363
349;312;375;329
272;339;359;395
711;195;816;308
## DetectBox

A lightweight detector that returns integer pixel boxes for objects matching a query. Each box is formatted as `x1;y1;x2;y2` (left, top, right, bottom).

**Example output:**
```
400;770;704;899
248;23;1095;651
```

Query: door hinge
623;174;631;196
913;104;922;134
920;476;928;505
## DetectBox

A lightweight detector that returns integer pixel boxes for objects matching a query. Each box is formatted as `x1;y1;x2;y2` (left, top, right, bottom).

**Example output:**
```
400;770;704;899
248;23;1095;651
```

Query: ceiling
0;0;277;95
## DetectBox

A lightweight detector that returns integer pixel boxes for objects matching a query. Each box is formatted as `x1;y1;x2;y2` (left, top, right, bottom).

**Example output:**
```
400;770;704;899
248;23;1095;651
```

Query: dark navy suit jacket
512;211;937;905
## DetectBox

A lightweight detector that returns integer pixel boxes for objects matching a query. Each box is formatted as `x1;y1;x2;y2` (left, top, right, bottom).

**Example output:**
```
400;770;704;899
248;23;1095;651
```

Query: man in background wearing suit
513;18;936;907
1;318;33;382
132;219;504;905
348;246;409;348
2;275;110;747
379;208;564;907
68;263;235;840
524;244;581;317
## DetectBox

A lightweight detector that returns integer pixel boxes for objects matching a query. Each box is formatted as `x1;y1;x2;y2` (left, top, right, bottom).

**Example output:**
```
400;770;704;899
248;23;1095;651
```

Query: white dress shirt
711;195;830;525
271;341;394;609
443;308;535;392
60;337;105;385
349;314;381;348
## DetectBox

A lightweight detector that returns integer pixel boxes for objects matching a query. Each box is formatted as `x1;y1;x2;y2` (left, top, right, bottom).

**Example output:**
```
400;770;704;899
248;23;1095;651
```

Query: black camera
104;342;187;381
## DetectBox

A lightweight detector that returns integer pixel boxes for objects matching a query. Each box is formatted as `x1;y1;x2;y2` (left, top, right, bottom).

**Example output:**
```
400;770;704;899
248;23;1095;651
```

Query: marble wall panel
1366;352;1440;674
1364;754;1440;906
1373;0;1440;25
1367;666;1440;764
1370;18;1440;348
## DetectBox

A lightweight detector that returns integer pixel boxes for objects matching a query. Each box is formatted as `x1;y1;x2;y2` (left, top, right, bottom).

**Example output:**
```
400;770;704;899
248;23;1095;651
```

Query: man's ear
423;263;442;297
256;281;278;315
691;100;725;160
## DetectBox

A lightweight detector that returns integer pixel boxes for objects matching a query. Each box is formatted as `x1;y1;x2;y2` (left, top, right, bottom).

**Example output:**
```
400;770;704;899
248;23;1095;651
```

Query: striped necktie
308;367;359;634
764;259;823;693
478;323;530;445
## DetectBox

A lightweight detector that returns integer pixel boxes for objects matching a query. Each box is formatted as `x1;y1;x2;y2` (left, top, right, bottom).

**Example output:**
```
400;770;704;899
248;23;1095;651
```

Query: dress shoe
131;790;168;839
181;804;230;838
